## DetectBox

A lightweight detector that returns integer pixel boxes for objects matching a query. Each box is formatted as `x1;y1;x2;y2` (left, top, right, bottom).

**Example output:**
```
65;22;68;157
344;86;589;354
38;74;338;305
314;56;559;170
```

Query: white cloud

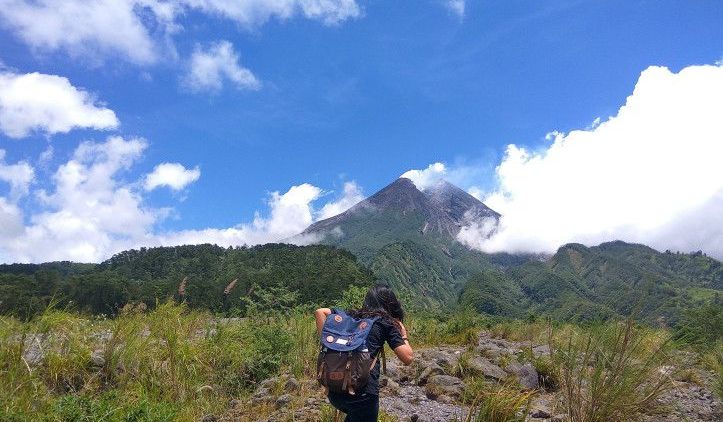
1;136;159;262
401;162;447;190
317;181;364;220
458;64;723;259
0;0;360;65
181;0;361;27
145;162;201;191
0;136;355;262
182;40;260;93
156;183;324;247
0;197;24;240
0;0;165;64
0;71;119;138
444;0;465;17
0;149;34;198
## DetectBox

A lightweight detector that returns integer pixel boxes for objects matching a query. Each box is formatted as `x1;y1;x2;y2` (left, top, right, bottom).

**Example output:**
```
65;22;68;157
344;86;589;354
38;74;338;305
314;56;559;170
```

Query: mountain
304;178;499;244
461;241;722;323
300;177;721;320
299;178;521;307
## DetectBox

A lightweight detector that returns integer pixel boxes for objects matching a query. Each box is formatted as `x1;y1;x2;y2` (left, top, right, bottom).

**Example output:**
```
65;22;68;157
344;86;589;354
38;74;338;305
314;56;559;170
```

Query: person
314;284;414;422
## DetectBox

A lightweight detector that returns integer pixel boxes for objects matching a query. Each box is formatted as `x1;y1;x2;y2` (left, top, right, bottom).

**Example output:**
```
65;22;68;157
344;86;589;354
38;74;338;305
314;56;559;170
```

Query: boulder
467;356;507;381
517;363;539;390
275;394;291;408
90;350;106;367
259;377;279;389
284;377;300;392
425;374;464;400
420;349;460;369
416;362;445;385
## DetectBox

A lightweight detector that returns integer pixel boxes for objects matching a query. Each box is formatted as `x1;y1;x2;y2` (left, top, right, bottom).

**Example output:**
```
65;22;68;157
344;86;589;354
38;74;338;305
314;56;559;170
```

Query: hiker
315;284;414;422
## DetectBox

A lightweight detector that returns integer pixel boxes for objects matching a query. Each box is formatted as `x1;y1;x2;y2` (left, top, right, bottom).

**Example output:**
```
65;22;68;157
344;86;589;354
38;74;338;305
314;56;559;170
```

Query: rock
518;363;539;390
90;350;106;367
228;399;241;409
529;408;551;418
250;387;273;405
22;335;45;366
532;345;550;357
382;377;401;396
467;356;507;381
200;415;217;422
416;363;445;385
284;377;300;392
425;375;463;400
275;394;291;408
259;377;279;389
420;349;460;369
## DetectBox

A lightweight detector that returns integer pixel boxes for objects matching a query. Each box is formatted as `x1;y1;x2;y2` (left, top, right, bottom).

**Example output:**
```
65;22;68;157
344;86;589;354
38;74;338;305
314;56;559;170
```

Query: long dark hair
348;283;405;323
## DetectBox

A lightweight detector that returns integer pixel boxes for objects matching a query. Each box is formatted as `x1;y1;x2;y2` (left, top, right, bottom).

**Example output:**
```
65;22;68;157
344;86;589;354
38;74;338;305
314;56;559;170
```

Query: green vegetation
0;243;373;319
553;320;673;422
0;303;321;421
464;384;533;422
460;241;722;324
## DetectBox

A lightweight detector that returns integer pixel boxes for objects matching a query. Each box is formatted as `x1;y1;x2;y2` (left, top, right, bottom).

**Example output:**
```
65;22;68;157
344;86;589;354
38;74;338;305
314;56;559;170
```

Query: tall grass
553;319;672;422
0;302;319;421
464;383;534;422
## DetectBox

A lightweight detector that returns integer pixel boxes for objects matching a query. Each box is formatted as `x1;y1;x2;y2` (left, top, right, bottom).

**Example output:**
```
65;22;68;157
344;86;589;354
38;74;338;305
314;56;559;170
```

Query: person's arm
392;321;414;365
314;308;332;335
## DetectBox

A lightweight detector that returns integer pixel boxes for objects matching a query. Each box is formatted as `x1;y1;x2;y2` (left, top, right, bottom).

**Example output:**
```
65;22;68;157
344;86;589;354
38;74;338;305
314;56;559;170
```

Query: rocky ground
217;332;721;422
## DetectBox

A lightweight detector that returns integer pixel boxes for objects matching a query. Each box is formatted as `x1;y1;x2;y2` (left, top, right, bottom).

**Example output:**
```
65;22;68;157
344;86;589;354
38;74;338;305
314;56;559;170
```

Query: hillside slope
0;243;373;317
461;241;722;323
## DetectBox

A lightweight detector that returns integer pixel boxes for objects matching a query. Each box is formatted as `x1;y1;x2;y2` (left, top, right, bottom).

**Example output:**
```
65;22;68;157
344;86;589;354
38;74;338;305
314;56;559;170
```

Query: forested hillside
460;241;722;324
0;244;373;318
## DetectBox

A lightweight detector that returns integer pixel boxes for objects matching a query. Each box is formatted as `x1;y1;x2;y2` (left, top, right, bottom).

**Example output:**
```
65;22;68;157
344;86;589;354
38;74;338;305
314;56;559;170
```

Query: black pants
327;392;379;422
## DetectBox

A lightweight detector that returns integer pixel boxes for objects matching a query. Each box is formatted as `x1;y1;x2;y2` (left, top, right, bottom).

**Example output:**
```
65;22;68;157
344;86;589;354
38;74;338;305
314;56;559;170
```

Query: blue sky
1;0;722;262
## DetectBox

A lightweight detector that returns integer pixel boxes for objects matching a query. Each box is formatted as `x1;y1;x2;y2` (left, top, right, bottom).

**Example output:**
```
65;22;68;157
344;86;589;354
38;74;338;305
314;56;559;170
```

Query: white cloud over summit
456;64;723;259
0;71;119;138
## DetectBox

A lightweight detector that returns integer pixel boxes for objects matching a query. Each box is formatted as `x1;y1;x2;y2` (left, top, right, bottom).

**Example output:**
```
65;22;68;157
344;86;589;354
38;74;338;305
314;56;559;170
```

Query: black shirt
363;318;405;396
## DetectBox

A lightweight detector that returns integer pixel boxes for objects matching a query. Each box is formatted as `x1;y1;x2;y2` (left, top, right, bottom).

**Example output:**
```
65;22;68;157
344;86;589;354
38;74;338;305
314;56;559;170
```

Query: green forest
0;244;373;319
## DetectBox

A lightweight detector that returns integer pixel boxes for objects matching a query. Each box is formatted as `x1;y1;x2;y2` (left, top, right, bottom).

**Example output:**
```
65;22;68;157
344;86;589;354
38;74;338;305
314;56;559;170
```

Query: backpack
316;309;385;395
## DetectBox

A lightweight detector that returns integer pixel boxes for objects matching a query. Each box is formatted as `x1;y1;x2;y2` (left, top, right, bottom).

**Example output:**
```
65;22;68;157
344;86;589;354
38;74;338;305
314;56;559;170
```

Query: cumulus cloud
458;64;723;259
0;136;360;263
1;136;158;262
0;0;360;64
0;149;34;198
182;41;260;93
0;71;119;138
317;181;364;220
157;183;324;247
0;0;166;64
145;162;201;191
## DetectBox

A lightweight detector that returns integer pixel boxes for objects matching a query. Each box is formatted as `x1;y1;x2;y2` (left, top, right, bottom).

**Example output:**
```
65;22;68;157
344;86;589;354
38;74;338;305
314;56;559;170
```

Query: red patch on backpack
359;321;368;330
334;315;343;323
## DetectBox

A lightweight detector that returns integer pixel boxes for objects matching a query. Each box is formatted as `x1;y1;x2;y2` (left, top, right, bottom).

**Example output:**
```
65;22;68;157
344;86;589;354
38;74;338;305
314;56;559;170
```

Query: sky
0;0;722;263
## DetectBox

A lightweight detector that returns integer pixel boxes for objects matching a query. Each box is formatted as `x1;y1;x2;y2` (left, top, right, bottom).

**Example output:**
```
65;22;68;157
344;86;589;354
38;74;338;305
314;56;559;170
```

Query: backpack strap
381;347;387;375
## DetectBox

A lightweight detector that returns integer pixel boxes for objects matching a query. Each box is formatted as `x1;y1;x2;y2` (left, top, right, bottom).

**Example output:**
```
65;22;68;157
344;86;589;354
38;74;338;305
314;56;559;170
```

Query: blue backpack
316;309;386;395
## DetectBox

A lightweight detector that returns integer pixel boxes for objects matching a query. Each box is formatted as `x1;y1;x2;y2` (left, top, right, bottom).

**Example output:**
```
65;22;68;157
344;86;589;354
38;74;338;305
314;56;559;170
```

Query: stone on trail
467;356;507;381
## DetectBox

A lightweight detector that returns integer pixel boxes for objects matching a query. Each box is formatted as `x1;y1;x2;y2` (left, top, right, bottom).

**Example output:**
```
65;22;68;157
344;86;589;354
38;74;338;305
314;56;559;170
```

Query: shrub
553;319;672;422
464;383;534;422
